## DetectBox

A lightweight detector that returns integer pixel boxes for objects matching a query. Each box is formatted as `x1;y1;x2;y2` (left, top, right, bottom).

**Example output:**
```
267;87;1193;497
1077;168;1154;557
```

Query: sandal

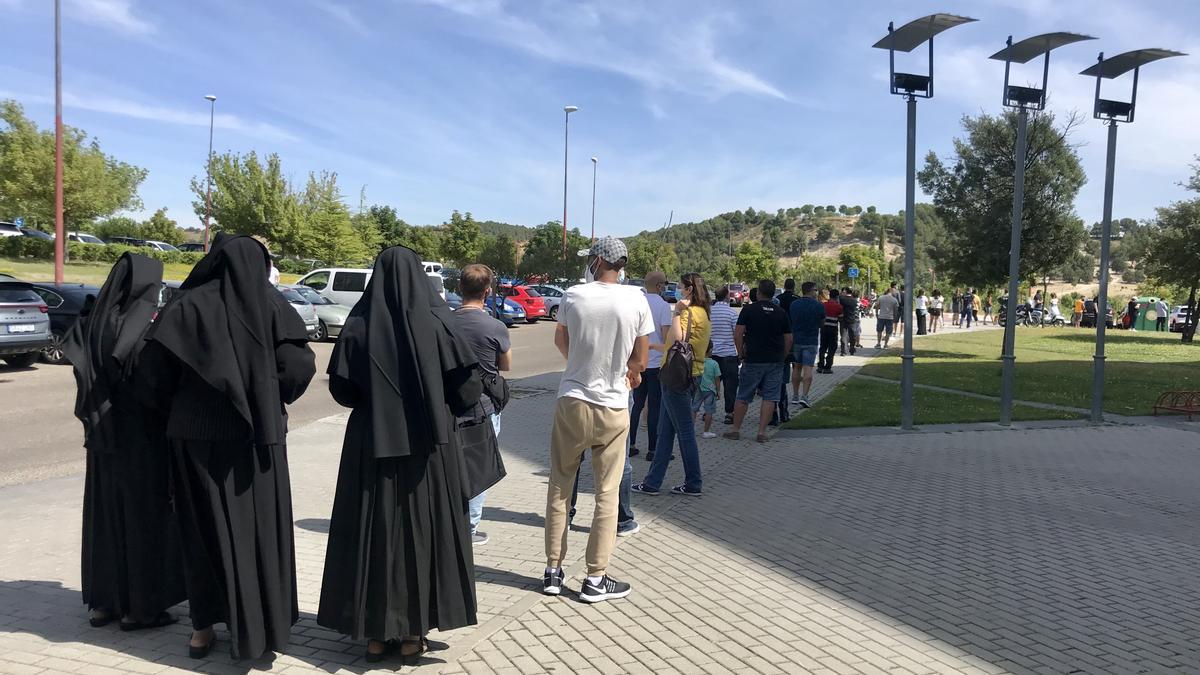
120;611;177;632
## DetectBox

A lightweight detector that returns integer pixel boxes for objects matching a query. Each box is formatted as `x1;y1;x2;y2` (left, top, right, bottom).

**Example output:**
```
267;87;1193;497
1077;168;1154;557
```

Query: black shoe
723;414;734;425
669;485;702;497
631;482;660;496
188;637;214;660
645;451;654;462
580;575;632;603
629;447;640;457
543;568;565;596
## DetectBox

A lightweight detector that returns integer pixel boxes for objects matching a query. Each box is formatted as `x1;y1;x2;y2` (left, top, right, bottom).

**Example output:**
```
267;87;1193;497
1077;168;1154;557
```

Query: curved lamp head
1081;48;1186;123
872;13;977;98
590;156;597;164
204;94;217;102
564;105;579;114
990;32;1095;110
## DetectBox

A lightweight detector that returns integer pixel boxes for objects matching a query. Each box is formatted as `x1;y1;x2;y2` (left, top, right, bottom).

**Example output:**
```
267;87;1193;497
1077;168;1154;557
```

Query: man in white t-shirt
628;271;673;461
544;236;654;603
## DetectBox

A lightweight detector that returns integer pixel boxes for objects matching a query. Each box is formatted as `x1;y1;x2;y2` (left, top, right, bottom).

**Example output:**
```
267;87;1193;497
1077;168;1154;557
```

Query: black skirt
317;409;476;641
82;436;186;619
169;440;297;660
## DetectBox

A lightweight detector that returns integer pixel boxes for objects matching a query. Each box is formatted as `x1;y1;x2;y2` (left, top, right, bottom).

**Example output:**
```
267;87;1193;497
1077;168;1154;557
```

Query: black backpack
660;310;695;393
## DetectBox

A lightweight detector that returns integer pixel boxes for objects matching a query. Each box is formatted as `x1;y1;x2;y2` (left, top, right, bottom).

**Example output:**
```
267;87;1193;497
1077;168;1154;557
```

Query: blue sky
2;0;1198;237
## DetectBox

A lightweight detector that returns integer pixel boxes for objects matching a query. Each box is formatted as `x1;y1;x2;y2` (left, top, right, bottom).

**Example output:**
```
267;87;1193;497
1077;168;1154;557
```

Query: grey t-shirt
451;307;510;415
876;292;899;320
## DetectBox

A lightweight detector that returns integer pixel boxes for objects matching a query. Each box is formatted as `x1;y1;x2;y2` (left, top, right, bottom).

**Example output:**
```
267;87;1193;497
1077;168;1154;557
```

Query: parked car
290;285;351;341
529;284;566;320
296;268;372;306
144;240;180;252
663;282;680;303
500;285;546;323
727;282;749;306
445;290;463;310
20;228;53;240
0;222;23;238
1170;305;1192;332
0;282;52;368
26;283;100;364
0;273;18;281
484;295;525;328
178;242;206;252
106;236;148;247
277;286;321;340
158;280;183;310
67;231;106;245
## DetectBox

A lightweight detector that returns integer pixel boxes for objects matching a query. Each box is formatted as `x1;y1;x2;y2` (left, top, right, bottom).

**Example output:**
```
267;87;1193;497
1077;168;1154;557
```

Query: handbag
457;406;506;498
659;308;695;393
482;371;510;413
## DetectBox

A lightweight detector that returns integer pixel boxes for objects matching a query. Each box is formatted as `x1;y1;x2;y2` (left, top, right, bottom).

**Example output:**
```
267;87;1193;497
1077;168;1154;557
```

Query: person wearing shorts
724;280;792;444
875;287;899;349
788;281;823;409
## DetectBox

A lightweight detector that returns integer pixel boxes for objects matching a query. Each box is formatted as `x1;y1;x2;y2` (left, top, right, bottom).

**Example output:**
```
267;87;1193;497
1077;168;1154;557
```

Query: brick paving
4;340;1200;673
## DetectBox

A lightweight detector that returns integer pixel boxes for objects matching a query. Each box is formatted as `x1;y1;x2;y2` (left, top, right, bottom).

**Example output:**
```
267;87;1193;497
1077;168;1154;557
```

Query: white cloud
412;0;789;101
66;0;155;36
309;0;369;36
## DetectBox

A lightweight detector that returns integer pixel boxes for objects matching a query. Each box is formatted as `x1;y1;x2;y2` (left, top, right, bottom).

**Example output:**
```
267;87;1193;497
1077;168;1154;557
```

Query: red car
727;283;749;307
499;285;546;323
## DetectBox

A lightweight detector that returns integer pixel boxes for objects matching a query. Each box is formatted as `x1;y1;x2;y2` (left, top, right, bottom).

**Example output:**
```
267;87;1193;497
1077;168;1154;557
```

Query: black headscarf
63;253;163;454
146;234;309;446
329;245;480;458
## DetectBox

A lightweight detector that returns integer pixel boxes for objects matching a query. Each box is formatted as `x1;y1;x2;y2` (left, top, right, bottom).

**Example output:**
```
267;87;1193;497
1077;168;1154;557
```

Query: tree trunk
1183;280;1197;343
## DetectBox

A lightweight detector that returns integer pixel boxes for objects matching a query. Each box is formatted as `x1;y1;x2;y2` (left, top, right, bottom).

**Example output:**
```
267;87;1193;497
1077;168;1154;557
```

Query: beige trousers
545;396;630;577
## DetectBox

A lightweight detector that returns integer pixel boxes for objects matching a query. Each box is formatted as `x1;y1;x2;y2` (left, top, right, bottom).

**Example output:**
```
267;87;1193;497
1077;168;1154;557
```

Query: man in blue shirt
788;281;825;408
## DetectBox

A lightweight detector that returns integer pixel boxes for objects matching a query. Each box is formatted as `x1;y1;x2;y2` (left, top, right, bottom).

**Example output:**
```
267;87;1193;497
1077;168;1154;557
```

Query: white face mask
618;268;626;284
585;256;600;283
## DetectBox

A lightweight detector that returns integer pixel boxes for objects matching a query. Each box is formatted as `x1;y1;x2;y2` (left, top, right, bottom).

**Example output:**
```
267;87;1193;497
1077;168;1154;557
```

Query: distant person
951;289;962;327
774;279;800;424
839;286;859;355
960;287;975;328
1127;297;1139;331
724;279;791;443
628;272;673;461
693;343;721;439
929;289;944;333
894;284;905;337
874;286;899;349
1049;293;1062;323
818;288;843;374
973;292;981;323
1073;296;1085;327
1156;297;1170;332
789;281;824;408
543;237;653;602
710;285;740;425
914;288;928;335
983;294;994;325
748;287;758;304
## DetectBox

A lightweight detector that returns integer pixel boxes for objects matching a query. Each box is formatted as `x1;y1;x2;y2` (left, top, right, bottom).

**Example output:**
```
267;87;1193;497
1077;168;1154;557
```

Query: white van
297;267;445;307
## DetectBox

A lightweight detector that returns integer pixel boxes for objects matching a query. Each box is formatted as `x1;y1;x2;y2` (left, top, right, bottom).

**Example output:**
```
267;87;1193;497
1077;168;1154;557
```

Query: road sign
13;217;23;227
847;267;860;279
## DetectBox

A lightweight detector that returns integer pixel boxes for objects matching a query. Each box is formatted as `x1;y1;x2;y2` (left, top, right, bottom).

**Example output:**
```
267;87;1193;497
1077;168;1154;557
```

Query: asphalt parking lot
0;318;562;486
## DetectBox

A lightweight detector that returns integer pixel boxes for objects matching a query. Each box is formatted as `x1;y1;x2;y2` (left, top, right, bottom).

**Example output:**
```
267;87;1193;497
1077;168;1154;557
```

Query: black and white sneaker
798;396;811;409
579;575;632;603
542;568;565;596
669;485;702;497
630;483;660;496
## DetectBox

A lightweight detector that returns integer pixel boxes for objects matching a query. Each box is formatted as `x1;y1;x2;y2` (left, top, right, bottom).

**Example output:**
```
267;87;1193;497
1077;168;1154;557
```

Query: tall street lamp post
203;94;217;252
873;13;977;430
53;0;64;285
561;105;578;260
991;32;1096;425
589;156;598;244
1081;48;1185;423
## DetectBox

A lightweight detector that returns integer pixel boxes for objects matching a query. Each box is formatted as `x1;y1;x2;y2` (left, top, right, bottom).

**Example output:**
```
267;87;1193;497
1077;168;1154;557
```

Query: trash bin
1133;296;1162;331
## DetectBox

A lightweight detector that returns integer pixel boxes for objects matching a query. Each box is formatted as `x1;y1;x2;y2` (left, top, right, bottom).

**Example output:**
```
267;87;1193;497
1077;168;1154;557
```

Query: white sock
586;575;604;586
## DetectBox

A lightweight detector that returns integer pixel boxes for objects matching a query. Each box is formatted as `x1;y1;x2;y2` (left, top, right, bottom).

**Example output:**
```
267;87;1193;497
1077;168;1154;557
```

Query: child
692;342;721;439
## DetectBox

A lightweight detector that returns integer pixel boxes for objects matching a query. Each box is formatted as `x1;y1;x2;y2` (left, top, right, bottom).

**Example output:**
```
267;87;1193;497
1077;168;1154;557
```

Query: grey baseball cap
578;235;628;262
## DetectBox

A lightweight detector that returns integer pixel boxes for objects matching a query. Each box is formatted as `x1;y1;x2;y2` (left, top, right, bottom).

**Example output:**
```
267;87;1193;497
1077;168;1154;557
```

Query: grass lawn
0;257;301;285
858;328;1200;416
783;375;1084;430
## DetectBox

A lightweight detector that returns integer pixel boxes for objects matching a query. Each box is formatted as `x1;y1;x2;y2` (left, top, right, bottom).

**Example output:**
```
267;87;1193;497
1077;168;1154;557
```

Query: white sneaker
702;431;717;439
790;395;801;405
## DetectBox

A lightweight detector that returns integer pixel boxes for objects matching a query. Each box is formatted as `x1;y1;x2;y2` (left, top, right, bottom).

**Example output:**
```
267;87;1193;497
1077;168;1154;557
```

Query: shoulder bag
659;308;695;393
457;404;506;499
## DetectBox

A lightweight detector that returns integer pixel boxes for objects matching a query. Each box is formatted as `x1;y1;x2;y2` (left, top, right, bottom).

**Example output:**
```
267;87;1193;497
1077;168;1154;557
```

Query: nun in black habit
318;246;482;663
136;234;316;660
63;252;185;630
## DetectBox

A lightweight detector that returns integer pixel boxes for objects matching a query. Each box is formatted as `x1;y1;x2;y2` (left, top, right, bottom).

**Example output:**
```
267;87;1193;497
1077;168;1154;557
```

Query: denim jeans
641;386;702;492
468;413;501;533
628;368;661;454
571;396;635;524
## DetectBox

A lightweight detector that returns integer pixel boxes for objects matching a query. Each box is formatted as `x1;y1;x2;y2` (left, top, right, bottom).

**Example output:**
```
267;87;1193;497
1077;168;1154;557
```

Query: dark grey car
0;282;52;368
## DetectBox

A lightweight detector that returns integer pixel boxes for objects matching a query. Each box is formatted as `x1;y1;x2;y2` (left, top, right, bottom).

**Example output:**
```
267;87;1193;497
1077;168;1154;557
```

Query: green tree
1144;159;1200;340
799;204;814;216
440;210;483;267
518;222;590;281
140;208;182;245
919;109;1088;287
0;100;146;229
299;172;367;266
478;234;518;276
825;204;836;213
191;151;302;253
837;244;885;285
626;235;679;278
866;205;877;214
791;256;840;287
731;242;778;283
94;216;142;242
349;212;382;258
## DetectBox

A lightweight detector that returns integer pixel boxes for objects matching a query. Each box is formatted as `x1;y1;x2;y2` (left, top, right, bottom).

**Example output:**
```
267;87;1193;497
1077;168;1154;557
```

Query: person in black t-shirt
723;280;792;444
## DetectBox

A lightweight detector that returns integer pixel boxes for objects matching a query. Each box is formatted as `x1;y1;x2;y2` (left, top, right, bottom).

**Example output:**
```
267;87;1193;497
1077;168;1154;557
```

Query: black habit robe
137;234;316;659
317;245;482;641
63;252;185;620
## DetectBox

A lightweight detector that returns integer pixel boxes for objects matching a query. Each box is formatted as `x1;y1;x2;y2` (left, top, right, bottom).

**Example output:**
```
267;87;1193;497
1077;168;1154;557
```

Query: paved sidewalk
5;342;1200;673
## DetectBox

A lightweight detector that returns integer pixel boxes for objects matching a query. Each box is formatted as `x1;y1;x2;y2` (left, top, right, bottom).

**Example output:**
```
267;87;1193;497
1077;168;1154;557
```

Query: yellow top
679;305;712;378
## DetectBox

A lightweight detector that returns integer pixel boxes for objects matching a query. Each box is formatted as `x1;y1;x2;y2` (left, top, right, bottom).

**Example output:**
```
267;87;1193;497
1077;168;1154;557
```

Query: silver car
290;285;351;341
277;286;320;340
0;282;52;368
530;284;566;321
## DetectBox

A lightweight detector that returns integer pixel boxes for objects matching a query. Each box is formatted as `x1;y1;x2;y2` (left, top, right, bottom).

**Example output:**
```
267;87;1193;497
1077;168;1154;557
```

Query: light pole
590;156;598;244
561;105;578;260
1081;48;1185;423
53;0;64;285
873;13;977;430
991;32;1095;425
203;94;217;252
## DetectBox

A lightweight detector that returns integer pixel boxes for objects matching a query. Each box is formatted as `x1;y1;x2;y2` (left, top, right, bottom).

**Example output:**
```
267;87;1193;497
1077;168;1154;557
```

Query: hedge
0;236;204;266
